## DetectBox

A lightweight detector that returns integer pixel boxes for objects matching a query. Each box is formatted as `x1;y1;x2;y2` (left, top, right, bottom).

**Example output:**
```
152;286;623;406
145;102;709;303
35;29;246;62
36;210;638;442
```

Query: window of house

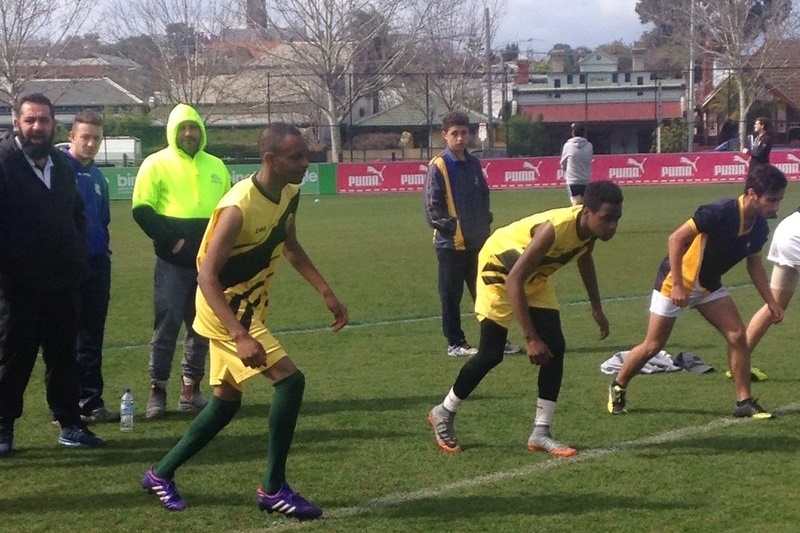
624;73;631;83
612;73;618;83
567;74;573;84
554;79;561;88
579;74;586;84
637;76;644;85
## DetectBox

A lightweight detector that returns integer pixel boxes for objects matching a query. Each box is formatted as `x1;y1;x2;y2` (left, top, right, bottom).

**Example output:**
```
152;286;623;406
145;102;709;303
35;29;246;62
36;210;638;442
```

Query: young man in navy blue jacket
61;109;116;424
423;112;519;357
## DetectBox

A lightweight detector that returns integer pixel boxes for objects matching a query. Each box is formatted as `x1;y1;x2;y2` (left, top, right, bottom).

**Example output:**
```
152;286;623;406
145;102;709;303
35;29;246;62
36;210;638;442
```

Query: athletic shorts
567;183;587;199
208;322;287;392
649;287;729;318
770;263;800;291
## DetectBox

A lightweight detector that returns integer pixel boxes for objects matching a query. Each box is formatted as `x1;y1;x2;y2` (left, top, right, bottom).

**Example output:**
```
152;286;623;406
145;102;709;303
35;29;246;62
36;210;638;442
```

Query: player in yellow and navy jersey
607;164;787;419
429;181;623;457
142;123;347;520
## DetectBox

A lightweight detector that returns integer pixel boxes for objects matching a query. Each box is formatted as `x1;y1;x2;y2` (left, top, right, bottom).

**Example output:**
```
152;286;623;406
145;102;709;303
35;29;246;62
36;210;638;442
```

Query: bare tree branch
407;0;506;113
0;0;93;107
103;0;246;111
638;0;800;144
256;0;466;157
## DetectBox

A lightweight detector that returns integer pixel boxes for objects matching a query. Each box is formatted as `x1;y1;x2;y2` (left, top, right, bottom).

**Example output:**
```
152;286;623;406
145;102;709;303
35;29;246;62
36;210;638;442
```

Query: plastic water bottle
120;388;134;432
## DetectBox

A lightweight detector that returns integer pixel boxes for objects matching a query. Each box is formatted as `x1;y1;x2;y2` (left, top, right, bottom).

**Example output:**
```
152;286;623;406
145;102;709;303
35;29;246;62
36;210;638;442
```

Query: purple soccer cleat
257;482;322;520
141;467;188;511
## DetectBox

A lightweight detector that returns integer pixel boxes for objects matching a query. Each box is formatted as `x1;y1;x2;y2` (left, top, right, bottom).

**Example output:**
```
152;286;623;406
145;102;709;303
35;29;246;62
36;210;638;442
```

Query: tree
506;113;550;156
258;0;466;158
405;0;506;114
501;43;519;62
0;0;93;108
651;118;689;152
102;107;164;155
636;0;800;146
103;0;244;107
60;33;103;59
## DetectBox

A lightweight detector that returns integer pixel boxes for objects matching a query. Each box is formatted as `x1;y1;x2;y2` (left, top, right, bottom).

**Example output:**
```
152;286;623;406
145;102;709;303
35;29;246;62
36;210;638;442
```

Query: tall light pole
656;80;663;153
687;0;695;152
484;7;494;148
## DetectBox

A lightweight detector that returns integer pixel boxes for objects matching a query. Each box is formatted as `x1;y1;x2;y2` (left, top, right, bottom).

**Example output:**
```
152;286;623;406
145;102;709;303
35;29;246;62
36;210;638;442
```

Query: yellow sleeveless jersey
475;205;592;326
193;177;300;340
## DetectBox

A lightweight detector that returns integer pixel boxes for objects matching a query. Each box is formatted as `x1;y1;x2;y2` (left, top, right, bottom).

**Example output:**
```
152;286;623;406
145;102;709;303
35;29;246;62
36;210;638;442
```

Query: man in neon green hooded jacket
132;104;231;420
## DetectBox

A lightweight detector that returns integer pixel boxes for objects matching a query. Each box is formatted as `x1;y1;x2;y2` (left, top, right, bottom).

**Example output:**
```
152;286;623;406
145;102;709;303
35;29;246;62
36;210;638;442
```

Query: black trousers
0;285;82;428
76;254;111;413
453;308;566;402
436;248;479;346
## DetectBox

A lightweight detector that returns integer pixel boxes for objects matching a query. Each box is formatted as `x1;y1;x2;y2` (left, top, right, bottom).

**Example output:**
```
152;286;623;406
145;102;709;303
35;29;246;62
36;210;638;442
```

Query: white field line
110;283;755;351
233;401;800;532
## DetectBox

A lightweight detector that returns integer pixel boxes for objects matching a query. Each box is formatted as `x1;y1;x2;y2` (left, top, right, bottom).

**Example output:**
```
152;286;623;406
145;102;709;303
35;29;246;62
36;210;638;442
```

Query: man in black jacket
742;117;773;166
0;93;105;456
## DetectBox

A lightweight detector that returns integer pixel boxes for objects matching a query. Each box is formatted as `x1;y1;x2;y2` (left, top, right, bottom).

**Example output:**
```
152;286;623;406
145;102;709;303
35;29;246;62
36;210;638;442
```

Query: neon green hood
166;103;207;155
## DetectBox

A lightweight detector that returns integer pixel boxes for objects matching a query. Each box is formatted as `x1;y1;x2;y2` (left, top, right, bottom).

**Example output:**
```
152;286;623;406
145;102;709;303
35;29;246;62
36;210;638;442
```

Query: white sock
442;388;464;413
534;398;556;427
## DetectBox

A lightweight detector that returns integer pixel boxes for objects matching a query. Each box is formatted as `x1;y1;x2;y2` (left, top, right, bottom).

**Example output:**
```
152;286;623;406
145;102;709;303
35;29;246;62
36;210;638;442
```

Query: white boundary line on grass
234;401;800;532
110;284;754;350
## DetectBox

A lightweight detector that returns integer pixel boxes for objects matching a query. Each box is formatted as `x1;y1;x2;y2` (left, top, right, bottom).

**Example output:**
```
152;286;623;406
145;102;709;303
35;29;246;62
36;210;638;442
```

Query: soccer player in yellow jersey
429;181;623;456
142;123;348;520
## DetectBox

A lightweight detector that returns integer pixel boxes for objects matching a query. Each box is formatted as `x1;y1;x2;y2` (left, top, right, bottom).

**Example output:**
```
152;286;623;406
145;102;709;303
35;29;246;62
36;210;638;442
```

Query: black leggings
452;308;566;402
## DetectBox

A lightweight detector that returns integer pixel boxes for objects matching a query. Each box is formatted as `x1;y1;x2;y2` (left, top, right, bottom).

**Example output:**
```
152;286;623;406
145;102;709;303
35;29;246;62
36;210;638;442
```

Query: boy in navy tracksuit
61;109;115;423
423;112;519;357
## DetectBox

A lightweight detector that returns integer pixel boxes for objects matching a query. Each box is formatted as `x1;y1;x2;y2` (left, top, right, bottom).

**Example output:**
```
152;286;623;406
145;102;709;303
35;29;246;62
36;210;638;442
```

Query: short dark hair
73;109;103;128
745;163;786;195
572;123;586;137
15;93;54;119
442;111;470;132
583;180;623;211
755;116;771;133
258;122;303;157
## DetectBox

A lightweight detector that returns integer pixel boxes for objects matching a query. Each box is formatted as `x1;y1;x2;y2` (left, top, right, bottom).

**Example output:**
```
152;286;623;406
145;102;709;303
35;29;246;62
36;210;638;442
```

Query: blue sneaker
142;467;188;511
58;425;105;448
0;427;13;457
257;483;322;520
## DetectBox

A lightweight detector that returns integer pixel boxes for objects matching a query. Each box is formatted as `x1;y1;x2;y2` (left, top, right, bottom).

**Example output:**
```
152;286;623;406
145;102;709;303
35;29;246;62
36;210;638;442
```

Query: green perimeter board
103;163;329;200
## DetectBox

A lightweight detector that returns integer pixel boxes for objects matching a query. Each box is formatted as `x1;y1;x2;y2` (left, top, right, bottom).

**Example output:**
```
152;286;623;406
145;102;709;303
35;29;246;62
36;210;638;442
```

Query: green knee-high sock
262;370;305;493
154;395;241;479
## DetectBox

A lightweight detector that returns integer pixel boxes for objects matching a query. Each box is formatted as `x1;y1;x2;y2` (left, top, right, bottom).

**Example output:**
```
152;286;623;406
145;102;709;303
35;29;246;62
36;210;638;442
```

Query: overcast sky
496;0;649;57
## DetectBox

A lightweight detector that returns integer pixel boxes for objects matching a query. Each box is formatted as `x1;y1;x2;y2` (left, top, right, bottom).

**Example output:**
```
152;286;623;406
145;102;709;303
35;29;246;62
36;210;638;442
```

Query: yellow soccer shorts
208;321;287;392
475;274;557;328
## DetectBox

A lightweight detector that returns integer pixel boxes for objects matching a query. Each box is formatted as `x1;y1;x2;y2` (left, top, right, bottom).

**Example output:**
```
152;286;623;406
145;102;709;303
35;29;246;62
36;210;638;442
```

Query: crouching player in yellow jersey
142;123;348;520
429;181;623;456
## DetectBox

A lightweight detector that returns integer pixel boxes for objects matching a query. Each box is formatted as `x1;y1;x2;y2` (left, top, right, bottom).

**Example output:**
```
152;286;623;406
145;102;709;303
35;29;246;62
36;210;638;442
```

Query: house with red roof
513;48;685;154
697;39;800;147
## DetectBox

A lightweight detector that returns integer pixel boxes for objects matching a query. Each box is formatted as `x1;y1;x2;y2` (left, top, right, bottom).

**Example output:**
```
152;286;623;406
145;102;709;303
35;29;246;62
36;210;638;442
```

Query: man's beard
17;132;54;159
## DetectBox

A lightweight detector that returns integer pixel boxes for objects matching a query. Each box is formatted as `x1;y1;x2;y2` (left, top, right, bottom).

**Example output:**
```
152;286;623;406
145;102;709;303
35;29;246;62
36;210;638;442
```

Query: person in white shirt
745;207;800;380
560;123;593;206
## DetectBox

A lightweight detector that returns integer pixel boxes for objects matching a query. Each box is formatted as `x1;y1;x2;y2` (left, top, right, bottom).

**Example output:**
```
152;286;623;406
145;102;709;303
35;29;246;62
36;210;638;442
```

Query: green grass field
2;184;800;533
